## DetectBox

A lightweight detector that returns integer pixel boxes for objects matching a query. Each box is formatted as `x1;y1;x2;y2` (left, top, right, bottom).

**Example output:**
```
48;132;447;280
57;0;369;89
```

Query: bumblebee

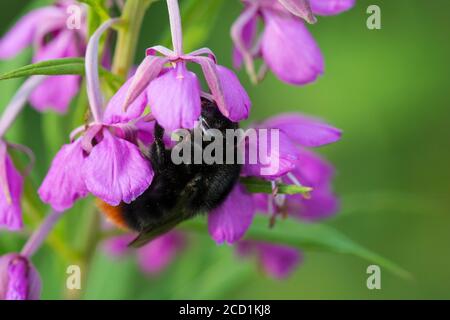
98;99;242;247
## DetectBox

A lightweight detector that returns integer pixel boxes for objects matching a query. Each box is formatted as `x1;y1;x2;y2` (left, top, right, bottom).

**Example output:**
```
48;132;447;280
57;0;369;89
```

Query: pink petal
83;129;153;206
260;113;342;147
0;7;64;59
252;193;271;213
0;254;15;299
277;0;317;23
136;232;185;274
135;119;156;146
231;6;258;69
261;9;324;85
208;184;255;245
103;76;149;124
29;75;80;114
287;187;339;221
0;254;41;300
6;257;29;300
257;243;302;279
216;65;251;122
242;129;299;179
310;0;355;16
32;30;81;63
103;234;135;258
236;241;302;279
29;31;81;113
122;55;167;111
25;260;41;300
0;154;23;231
287;149;334;187
38;139;88;212
147;63;201;132
190;56;229;119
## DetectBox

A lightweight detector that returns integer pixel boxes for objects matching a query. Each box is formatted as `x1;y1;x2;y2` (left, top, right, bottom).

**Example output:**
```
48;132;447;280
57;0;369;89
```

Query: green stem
67;207;101;300
240;177;312;195
112;0;154;77
21;198;80;263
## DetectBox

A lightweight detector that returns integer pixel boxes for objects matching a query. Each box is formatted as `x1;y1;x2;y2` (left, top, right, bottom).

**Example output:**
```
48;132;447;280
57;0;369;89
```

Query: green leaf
0;58;85;80
240;177;312;195
0;58;124;92
171;247;254;299
180;215;411;279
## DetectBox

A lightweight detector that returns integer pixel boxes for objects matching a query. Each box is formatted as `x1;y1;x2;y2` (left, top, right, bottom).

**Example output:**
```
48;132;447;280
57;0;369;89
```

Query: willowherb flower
236;241;303;279
206;112;341;245
103;232;186;274
119;0;251;133
0;254;41;300
0;0;87;113
39;20;153;211
241;155;338;278
246;113;341;222
0;209;64;300
232;0;355;85
223;112;341;277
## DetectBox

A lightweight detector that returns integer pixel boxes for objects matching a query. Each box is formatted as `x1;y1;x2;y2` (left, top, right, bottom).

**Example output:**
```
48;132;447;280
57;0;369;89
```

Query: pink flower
207;184;255;245
232;113;341;277
0;209;64;300
39;128;154;210
0;254;41;300
0;0;87;113
208;113;341;245
38;140;88;212
0;142;24;231
247;113;341;221
104;232;186;274
120;0;251;133
147;63;202;131
232;0;355;85
236;241;302;279
39;19;153;211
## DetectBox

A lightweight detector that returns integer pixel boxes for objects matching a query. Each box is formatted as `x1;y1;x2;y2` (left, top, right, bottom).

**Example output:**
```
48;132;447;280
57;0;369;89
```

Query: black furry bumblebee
98;99;242;247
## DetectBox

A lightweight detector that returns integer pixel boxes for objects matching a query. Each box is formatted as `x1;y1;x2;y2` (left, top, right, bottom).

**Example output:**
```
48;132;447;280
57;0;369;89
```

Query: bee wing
128;189;201;248
128;211;188;248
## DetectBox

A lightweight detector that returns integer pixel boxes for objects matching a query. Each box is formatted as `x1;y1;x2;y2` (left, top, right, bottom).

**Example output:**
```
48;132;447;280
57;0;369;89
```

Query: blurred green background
1;0;449;299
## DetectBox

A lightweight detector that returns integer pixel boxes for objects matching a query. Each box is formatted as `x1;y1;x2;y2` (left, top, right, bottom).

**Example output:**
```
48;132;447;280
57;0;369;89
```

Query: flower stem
0;76;45;139
21;210;66;258
66;205;100;300
112;0;155;78
85;18;120;122
167;0;184;56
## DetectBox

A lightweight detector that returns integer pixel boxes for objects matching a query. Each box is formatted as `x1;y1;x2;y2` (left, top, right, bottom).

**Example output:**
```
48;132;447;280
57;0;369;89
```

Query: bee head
200;98;238;132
